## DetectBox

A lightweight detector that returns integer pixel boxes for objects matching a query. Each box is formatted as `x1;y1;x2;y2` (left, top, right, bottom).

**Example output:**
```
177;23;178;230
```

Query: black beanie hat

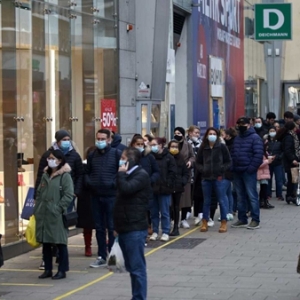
174;127;185;136
55;130;71;142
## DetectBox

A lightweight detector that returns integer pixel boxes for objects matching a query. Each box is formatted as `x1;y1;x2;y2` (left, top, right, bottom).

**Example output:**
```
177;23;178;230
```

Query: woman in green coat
34;150;74;280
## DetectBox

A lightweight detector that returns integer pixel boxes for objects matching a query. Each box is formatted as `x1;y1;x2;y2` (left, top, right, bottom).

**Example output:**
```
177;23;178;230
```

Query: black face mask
238;126;248;134
174;135;183;142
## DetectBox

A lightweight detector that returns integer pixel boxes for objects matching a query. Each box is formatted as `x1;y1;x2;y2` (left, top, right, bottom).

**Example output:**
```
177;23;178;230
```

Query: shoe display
89;257;107;268
52;271;66;280
39;260;45;270
38;270;52;279
160;233;169;242
180;220;190;229
149;232;158;241
231;220;248;228
207;218;214;227
247;220;260;230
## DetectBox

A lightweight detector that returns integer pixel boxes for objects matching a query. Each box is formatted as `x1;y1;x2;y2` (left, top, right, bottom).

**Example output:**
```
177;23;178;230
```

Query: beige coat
180;141;195;208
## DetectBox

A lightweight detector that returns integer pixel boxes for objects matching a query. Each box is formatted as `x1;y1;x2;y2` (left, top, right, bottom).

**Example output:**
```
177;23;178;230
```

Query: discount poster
100;99;118;132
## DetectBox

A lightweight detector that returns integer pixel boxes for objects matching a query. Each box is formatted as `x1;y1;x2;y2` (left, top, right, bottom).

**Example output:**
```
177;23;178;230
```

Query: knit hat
174;127;186;136
55;130;71;142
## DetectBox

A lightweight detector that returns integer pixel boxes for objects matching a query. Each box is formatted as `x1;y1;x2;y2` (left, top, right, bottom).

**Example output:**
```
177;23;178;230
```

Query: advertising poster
193;0;245;128
100;99;118;132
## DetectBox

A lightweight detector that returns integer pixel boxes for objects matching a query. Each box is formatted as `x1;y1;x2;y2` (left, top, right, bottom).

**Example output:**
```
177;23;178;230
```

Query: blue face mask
136;147;144;153
95;140;107;150
208;135;217;143
255;123;262;129
119;160;127;167
60;140;70;150
151;145;159;153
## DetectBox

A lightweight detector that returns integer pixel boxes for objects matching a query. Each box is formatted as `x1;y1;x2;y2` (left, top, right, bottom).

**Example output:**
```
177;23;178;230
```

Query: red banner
101;99;117;132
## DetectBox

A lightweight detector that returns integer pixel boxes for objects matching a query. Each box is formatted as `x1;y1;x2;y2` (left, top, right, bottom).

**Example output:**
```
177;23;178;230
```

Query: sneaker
247;220;260;230
160;233;169;242
89;257;107;268
277;196;284;201
231;220;248;228
186;212;192;220
227;213;234;221
207;218;214;227
181;220;190;229
39;260;45;270
149;232;158;241
194;217;201;226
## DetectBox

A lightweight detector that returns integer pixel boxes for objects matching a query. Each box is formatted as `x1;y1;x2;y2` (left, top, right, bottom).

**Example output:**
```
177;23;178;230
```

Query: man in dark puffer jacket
86;129;121;268
231;117;263;230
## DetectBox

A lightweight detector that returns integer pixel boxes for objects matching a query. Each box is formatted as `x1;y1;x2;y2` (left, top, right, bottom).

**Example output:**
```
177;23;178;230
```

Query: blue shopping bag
21;187;35;220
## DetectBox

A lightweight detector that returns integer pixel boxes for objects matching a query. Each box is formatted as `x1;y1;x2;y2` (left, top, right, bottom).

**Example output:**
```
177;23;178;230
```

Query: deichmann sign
255;3;292;41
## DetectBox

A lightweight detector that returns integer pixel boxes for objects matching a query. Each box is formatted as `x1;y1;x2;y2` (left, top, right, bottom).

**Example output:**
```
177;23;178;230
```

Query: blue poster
21;187;35;220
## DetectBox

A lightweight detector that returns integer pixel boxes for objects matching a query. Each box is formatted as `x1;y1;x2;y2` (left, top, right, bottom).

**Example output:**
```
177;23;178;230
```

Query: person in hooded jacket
34;150;74;280
149;137;177;242
111;132;127;152
167;140;189;236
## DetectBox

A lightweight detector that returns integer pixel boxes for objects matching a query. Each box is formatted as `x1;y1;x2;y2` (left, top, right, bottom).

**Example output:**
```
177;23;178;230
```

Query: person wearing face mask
34;150;74;280
276;122;300;204
34;129;84;270
167;140;189;236
130;135;160;235
173;127;195;229
231;117;264;230
86;129;122;268
254;117;268;139
265;127;283;201
149;137;177;242
196;128;231;233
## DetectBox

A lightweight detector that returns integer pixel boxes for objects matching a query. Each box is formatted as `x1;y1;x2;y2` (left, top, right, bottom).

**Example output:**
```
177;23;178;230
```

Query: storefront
0;0;118;250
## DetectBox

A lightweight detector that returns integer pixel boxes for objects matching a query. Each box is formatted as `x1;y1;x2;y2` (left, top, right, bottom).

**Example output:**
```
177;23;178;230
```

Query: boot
297;254;300;274
83;228;92;257
219;220;227;233
259;199;265;208
170;205;180;236
147;225;153;236
265;199;274;209
200;219;208;232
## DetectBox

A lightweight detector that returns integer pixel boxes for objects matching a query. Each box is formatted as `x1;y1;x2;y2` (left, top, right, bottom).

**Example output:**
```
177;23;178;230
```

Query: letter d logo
263;9;284;30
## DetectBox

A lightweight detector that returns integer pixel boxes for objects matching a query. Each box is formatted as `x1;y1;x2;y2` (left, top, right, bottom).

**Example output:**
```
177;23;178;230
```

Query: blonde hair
187;125;200;133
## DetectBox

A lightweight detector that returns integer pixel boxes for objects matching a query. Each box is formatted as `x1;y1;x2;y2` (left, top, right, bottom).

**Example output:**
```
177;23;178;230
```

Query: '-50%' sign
101;99;117;132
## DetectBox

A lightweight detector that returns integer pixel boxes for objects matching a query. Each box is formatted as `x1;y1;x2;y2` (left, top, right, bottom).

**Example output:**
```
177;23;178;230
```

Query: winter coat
231;127;264;174
257;157;271;180
34;164;74;245
76;162;94;229
85;146;122;196
34;144;83;198
254;126;268;139
196;140;231;180
179;140;195;208
224;137;235;181
152;148;177;195
140;147;160;185
281;134;299;171
114;166;151;233
172;154;189;193
265;138;283;167
111;134;127;152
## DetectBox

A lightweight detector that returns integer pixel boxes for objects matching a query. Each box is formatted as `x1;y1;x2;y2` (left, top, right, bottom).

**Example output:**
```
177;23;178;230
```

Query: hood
111;134;122;148
43;163;72;178
238;126;257;138
51;141;73;153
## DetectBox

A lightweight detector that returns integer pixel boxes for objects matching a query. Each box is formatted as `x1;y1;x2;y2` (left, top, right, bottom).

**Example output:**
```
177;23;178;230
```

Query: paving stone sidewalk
1;198;300;300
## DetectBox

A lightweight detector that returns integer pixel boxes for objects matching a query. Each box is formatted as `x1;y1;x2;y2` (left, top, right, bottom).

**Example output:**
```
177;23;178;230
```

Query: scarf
187;136;202;156
289;131;300;160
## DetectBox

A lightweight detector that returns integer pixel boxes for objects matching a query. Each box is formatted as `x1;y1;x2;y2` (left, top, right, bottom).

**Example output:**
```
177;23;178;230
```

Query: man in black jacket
87;129;121;268
114;147;151;300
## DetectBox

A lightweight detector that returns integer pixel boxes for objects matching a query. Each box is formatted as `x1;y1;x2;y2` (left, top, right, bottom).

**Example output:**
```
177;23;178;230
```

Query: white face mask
191;136;198;142
48;159;59;169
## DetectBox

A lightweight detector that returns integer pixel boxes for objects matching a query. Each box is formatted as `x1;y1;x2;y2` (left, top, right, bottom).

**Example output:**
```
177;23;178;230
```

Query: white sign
209;56;224;98
263;9;284;30
166;48;175;83
137;81;150;98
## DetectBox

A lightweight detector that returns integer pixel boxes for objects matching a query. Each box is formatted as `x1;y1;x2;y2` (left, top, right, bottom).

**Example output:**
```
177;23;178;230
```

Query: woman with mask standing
173;127;195;229
196;128;231;233
34;150;74;279
149;137;177;242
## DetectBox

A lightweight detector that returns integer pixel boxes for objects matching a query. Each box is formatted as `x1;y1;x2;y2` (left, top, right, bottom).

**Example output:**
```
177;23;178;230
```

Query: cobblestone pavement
0;197;300;300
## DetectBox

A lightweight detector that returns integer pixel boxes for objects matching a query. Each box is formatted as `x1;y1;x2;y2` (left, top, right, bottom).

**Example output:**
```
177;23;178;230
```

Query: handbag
291;167;299;184
60;174;78;229
25;216;40;248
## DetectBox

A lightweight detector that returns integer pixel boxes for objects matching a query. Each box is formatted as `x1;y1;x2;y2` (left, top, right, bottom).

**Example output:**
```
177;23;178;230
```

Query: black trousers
171;193;181;229
43;243;69;272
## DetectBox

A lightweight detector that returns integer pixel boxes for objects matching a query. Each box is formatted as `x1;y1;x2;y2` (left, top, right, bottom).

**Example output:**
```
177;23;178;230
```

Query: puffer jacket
231;127;264;174
140;147;160;185
34;164;74;245
172;153;189;193
265;138;282;167
281;134;299;171
257;156;271;180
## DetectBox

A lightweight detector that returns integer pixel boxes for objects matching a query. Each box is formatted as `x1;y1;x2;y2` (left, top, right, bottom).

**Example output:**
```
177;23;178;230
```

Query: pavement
1;197;300;300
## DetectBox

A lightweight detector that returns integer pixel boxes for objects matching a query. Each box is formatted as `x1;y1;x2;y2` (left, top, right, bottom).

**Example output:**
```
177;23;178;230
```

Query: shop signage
137;82;150;98
101;99;117;132
209;56;224;98
255;3;292;41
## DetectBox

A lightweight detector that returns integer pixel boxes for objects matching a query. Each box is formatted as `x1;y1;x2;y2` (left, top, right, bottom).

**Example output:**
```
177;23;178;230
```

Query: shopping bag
25;216;40;248
107;237;125;272
21;187;35;220
291;167;299;184
0;234;3;268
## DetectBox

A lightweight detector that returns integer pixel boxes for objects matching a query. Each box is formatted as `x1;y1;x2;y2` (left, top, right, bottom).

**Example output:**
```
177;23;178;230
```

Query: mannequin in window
288;86;299;109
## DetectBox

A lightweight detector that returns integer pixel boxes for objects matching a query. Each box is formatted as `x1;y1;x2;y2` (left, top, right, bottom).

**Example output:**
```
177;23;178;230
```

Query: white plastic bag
107;237;125;272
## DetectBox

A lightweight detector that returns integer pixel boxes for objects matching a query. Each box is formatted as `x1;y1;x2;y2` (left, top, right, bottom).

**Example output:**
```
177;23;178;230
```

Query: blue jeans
201;179;229;221
91;196;116;260
151;194;171;235
119;230;147;300
224;179;233;214
234;172;260;223
268;164;283;198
